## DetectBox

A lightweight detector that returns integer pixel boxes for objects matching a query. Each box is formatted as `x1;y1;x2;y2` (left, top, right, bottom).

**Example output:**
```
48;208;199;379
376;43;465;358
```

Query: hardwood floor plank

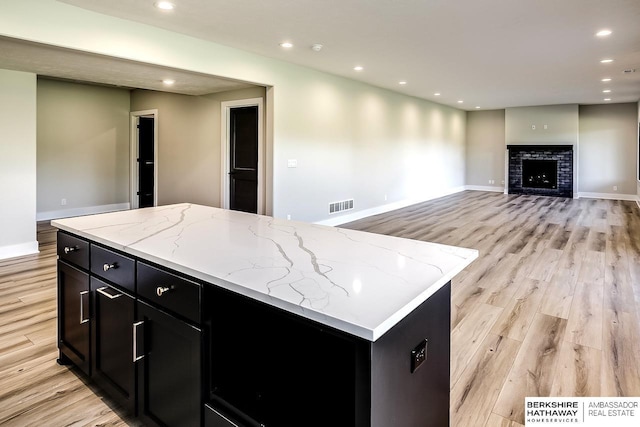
490;279;548;341
451;334;520;427
538;268;578;319
450;303;503;387
550;341;601;397
600;309;640;397
565;280;604;350
493;313;567;424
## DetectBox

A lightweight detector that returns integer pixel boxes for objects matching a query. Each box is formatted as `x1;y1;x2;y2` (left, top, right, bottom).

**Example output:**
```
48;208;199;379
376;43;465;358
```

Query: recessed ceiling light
600;59;614;63
457;100;464;103
353;66;364;71
279;42;293;48
162;79;175;85
399;81;407;85
155;1;175;10
434;93;441;96
604;98;612;101
311;44;323;52
601;78;612;82
475;106;481;109
602;89;611;93
596;29;612;37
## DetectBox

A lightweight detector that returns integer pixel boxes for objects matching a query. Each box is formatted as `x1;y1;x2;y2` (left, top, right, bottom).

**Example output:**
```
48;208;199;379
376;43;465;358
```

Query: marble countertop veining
52;204;478;341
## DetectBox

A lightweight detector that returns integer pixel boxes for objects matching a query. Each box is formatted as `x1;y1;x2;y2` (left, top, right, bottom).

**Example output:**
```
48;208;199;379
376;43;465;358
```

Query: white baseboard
576;192;638;201
37;203;131;221
636;196;640;210
315;186;466;226
0;240;39;261
465;185;505;193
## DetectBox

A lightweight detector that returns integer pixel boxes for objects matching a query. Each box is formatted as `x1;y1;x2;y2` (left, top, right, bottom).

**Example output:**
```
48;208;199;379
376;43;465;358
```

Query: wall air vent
329;199;354;214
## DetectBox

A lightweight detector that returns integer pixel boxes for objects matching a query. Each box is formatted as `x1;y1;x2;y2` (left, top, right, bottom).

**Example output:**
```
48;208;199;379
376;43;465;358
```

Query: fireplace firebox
522;160;557;189
507;145;573;198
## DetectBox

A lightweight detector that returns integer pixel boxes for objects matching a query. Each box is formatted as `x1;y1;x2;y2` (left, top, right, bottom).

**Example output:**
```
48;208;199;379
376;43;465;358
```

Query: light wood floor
345;191;640;426
1;191;639;426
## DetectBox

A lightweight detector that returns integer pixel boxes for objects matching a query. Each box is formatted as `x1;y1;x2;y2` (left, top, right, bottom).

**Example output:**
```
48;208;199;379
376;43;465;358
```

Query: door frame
220;98;264;214
130;109;159;209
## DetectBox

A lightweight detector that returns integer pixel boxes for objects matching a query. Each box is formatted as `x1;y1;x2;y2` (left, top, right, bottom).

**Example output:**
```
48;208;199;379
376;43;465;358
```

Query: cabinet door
91;277;135;412
57;260;90;375
136;300;201;427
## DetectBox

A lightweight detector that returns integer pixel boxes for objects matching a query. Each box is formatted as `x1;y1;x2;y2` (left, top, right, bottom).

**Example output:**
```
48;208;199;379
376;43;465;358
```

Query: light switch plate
287;159;298;168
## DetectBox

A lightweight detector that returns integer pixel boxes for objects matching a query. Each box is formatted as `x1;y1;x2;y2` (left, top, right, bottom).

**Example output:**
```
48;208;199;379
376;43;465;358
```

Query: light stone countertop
53;204;478;341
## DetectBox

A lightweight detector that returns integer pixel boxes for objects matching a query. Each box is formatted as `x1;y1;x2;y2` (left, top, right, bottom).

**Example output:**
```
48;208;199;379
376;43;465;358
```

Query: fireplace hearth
507;145;573;198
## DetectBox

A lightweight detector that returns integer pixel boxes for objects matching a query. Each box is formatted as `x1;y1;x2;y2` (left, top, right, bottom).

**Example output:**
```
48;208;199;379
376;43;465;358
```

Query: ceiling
4;0;640;108
0;37;255;96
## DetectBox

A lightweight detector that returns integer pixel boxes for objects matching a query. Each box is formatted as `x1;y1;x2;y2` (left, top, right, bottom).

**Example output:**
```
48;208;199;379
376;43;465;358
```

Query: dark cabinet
91;277;136;413
57;260;91;375
136;299;202;427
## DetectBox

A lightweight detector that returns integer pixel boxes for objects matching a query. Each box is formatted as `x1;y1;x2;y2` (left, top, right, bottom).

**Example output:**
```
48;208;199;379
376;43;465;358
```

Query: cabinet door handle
103;263;117;272
96;286;122;300
79;290;89;324
64;246;78;254
133;321;145;362
156;286;171;297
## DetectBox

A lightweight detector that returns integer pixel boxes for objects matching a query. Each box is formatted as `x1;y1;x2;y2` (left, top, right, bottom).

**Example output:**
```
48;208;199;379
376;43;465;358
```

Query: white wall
466;110;505;188
578;103;637;195
37;79;131;219
0;69;38;260
505;104;579;146
0;0;466;223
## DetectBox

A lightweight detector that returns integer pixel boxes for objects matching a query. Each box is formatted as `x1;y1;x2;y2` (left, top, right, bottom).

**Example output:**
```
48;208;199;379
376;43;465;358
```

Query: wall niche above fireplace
507;145;573;198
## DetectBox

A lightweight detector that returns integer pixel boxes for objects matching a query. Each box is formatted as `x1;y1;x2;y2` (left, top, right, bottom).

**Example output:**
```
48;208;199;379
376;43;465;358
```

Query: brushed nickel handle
96;286;122;300
64;246;78;254
133;321;144;362
156;286;171;297
103;263;117;272
79;291;89;324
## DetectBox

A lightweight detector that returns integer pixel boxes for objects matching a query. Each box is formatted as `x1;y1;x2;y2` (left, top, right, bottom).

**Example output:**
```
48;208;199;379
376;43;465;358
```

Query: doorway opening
221;98;264;214
130;110;158;209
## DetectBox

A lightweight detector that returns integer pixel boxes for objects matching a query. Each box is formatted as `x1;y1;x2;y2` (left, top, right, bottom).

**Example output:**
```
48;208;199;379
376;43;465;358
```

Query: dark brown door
137;117;154;208
229;106;258;213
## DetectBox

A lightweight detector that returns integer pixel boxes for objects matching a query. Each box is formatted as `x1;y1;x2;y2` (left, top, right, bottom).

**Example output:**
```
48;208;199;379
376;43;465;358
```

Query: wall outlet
287;159;297;168
61;198;67;206
287;214;291;220
384;194;387;201
544;124;548;130
613;185;618;191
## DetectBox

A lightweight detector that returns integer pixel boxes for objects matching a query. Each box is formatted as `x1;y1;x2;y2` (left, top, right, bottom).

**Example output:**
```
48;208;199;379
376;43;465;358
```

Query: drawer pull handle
133;321;145;362
103;263;117;272
64;246;78;254
96;287;123;300
156;286;171;297
79;291;90;324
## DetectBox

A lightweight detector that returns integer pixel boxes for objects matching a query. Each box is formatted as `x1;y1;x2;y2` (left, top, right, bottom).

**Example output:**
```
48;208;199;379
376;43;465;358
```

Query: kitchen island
53;204;477;427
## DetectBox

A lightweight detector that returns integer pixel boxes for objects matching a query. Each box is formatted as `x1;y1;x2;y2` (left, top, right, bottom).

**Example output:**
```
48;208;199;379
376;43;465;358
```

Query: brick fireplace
507;145;573;198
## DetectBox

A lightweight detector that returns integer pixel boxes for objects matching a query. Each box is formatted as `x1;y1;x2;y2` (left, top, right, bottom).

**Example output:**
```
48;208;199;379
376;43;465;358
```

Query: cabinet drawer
57;232;89;270
137;262;200;324
90;245;135;293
